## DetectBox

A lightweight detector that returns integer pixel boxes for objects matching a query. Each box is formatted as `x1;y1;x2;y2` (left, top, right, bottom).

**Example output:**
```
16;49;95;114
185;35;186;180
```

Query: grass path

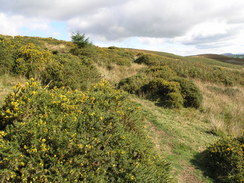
131;97;219;183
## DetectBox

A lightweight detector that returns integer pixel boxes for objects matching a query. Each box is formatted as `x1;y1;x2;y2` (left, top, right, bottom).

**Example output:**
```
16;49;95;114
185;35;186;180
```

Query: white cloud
0;13;53;37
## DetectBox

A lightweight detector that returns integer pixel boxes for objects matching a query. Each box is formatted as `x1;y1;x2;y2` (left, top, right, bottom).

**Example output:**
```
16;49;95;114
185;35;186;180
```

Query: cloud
0;0;244;54
0;0;124;20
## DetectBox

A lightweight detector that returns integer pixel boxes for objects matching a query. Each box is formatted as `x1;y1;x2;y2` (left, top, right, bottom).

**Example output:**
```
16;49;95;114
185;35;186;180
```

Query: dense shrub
13;43;54;79
142;79;183;108
41;53;100;90
203;137;243;183
118;70;202;109
144;66;177;79
172;78;202;108
0;80;171;182
134;54;161;66
118;75;149;95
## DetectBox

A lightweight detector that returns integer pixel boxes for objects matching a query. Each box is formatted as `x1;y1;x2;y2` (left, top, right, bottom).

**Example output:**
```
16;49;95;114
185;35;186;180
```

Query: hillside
0;34;243;182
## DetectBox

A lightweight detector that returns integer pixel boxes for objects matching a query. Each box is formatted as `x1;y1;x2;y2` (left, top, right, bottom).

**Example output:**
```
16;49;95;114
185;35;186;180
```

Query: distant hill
197;54;244;65
223;53;244;59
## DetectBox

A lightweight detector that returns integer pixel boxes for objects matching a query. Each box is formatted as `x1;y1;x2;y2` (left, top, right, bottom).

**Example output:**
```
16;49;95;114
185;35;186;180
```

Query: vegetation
201;136;243;182
118;66;202;109
0;80;171;182
0;34;243;182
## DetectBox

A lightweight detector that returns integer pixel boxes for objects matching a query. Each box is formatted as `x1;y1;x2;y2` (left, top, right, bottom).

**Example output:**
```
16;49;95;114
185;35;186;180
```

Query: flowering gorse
0;79;171;182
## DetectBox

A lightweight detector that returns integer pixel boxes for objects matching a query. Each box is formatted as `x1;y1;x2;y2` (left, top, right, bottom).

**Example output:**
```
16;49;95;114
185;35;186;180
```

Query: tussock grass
194;80;244;137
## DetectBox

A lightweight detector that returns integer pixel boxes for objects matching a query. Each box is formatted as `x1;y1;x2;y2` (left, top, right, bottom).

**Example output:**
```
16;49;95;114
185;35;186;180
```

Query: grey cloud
0;0;124;20
1;0;244;47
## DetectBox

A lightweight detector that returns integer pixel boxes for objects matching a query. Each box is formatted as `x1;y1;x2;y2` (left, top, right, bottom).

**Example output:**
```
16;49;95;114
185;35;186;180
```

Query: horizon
0;0;244;56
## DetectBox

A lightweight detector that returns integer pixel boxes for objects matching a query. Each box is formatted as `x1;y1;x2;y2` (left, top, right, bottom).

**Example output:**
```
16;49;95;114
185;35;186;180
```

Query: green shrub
172;78;202;108
0;80;171;182
142;79;183;108
203;137;244;183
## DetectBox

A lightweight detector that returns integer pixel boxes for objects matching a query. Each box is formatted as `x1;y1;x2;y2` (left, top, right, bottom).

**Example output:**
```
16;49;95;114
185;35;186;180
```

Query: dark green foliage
71;32;92;48
203;137;244;183
142;79;183;108
0;80;171;182
118;75;149;95
134;54;161;65
172;78;202;108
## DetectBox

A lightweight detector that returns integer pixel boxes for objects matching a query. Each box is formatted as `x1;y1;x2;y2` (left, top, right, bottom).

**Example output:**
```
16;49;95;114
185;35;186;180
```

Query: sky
0;0;244;56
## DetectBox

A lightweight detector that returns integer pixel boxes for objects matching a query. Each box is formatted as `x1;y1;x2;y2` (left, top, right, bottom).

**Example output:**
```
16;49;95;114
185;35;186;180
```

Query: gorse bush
0;36;100;90
14;43;54;78
0;80;171;182
142;79;183;108
118;75;149;95
41;53;100;90
118;66;202;109
144;66;177;79
172;78;202;108
134;54;162;66
203;136;244;183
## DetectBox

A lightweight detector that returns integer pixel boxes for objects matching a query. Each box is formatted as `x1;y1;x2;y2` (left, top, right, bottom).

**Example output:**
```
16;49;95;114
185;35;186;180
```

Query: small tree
71;32;92;48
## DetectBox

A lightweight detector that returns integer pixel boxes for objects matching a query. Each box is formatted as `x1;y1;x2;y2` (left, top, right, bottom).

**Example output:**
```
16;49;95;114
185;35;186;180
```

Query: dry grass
95;63;146;84
43;43;70;53
194;79;244;137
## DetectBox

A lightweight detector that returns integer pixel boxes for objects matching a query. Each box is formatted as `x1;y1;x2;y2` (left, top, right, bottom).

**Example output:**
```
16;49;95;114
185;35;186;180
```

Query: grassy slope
131;97;218;183
0;35;243;182
107;49;244;182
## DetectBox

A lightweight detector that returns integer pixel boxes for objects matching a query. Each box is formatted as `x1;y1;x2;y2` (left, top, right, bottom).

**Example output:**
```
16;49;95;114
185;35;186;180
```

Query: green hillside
0;34;243;182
